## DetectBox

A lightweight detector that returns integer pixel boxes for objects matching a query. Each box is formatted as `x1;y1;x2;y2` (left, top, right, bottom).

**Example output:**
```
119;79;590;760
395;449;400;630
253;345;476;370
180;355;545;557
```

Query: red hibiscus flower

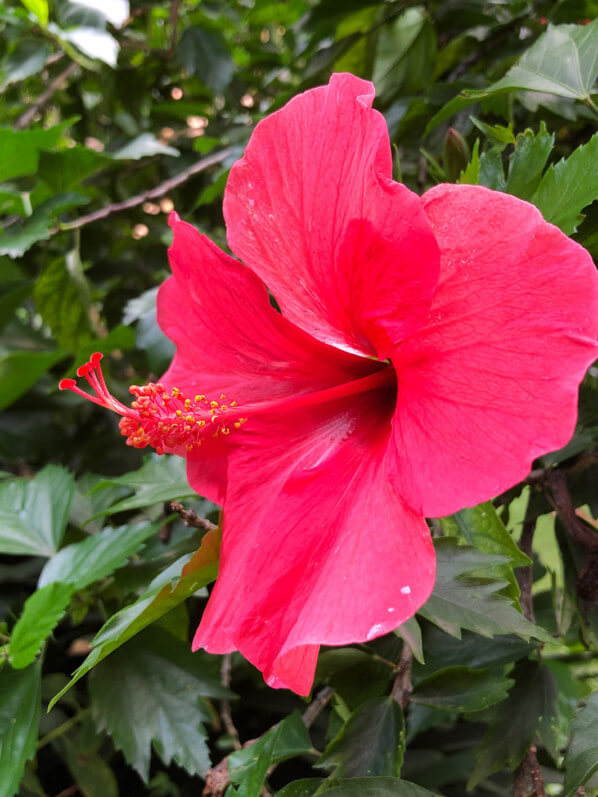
61;73;598;695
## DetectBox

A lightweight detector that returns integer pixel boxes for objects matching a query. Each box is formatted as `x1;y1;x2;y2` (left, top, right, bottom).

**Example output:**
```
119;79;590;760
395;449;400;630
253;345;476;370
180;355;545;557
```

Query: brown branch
58;148;232;231
390;643;413;710
514;745;546;797
14;61;78;129
302;685;334;728
169;500;217;531
517;508;537;623
220;653;241;750
524;451;598;487
169;0;180;55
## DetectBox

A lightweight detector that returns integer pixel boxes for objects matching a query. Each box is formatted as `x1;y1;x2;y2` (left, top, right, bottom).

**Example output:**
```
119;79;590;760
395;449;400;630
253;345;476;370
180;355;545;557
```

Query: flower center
59;353;245;456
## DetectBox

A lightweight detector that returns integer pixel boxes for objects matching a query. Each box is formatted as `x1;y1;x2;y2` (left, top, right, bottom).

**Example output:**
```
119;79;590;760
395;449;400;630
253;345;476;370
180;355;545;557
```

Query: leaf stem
37;707;91;750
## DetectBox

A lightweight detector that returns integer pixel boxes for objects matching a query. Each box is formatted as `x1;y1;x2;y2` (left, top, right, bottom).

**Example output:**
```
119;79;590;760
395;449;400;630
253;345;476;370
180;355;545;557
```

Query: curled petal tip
168;210;181;228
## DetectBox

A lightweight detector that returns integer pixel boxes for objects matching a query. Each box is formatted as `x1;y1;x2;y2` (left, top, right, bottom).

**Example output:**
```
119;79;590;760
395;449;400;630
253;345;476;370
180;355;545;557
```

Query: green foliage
1;1;597;794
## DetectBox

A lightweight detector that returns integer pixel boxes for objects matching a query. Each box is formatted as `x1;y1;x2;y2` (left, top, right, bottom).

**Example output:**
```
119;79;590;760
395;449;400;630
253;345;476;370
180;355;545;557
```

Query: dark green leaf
1;40;50;87
531;132;598;233
58;733;119;797
394;616;424;664
318;698;404;779
38;519;166;590
0;465;75;556
505;122;555;199
0;122;72;182
89;627;227;781
316;778;437;796
418;538;549;641
34;257;93;349
9;582;73;668
412;666;513;712
39;146;109;192
0;661;41;797
177;26;235;93
0;348;66;409
49;527;221;709
564;691;598;795
468;660;561;787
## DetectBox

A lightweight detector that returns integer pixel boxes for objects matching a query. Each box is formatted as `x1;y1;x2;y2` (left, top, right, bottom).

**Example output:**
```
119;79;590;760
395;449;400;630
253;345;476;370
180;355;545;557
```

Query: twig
220;653;241;750
37;708;90;750
55;786;79;797
390;643;413;710
14;61;78;129
302;685;334;728
524;451;598;487
517;506;537;623
169;500;217;531
169;0;180;55
514;745;546;797
58;148;232;231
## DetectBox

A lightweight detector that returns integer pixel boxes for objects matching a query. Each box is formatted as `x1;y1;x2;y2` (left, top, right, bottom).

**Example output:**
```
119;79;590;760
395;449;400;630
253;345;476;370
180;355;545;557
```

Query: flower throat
59;353;245;455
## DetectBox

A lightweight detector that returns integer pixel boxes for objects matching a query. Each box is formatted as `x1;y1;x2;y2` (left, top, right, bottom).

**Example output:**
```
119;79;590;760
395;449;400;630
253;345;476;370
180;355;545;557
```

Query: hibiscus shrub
1;1;598;796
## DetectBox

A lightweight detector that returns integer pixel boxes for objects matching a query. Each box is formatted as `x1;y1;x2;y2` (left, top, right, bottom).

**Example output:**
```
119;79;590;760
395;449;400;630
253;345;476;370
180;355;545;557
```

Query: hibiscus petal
390;184;598;518
191;379;435;694
224;72;439;358
160;214;380;501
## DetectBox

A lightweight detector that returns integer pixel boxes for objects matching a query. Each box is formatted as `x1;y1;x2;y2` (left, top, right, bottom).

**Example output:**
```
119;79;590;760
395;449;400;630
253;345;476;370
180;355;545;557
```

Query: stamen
59;352;242;455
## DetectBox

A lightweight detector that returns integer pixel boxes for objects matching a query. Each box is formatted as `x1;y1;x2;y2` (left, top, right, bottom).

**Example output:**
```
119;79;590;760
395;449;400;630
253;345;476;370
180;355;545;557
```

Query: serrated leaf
38;519;166;590
89;627;227;781
468;660;561;788
49;526;221;709
412;666;513;712
318;698;404;779
564;691;598;795
439;502;529;600
0;661;41;797
505;122;555;200
9;582;73;668
531;132;598;233
88;455;197;518
418;538;549;642
229;712;312;797
427;19;598;132
0;465;75;556
458;138;480;184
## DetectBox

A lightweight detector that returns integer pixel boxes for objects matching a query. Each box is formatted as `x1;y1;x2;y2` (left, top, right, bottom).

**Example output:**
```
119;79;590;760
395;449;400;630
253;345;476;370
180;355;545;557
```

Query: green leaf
439;502;530;600
39;146;109;192
394;616;424;664
418;538;549;642
318;698;404;779
0;465;75;556
111;133;179;160
564;691;598;795
88;455;197;518
427;19;598;132
34;257;93;349
19;0;48;27
505;122;555;200
276;780;324;797
0;123;72;182
89;627;229;781
470;117;516;145
317;779;436;796
38;520;165;591
372;7;436;98
458;138;480;184
0;348;66;409
0;661;42;797
229;712;312;797
531;132;598;234
58;733;119;797
0;192;89;258
1;40;50;88
49;526;221;709
412;666;513;712
177;26;235;93
57;26;120;68
0;280;32;333
9;582;73;668
468;660;562;788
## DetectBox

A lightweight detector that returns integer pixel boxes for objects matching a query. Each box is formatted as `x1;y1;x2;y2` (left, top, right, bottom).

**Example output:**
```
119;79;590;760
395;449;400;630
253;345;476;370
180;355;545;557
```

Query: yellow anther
220;404;228;410
186;414;194;422
220;394;226;400
230;400;237;407
184;399;191;408
186;444;193;451
234;422;241;429
196;420;206;428
221;427;230;435
210;408;217;415
175;409;183;417
210;400;218;408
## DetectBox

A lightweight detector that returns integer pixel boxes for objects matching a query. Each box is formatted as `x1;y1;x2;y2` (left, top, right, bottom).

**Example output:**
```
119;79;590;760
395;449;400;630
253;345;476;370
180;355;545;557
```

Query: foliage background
1;0;598;795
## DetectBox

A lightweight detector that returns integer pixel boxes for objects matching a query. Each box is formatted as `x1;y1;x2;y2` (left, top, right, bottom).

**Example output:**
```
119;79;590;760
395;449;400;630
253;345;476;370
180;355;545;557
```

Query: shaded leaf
0;661;41;797
34;257;93;349
1;40;50;87
0;192;89;257
505;122;555;200
0;348;66;409
564;691;598;795
177;26;235;93
317;778;436;796
0;123;72;182
394;616;424;664
49;526;221;709
89;627;228;781
111;133;179;160
39;146;109;192
412;666;513;712
318;698;404;779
